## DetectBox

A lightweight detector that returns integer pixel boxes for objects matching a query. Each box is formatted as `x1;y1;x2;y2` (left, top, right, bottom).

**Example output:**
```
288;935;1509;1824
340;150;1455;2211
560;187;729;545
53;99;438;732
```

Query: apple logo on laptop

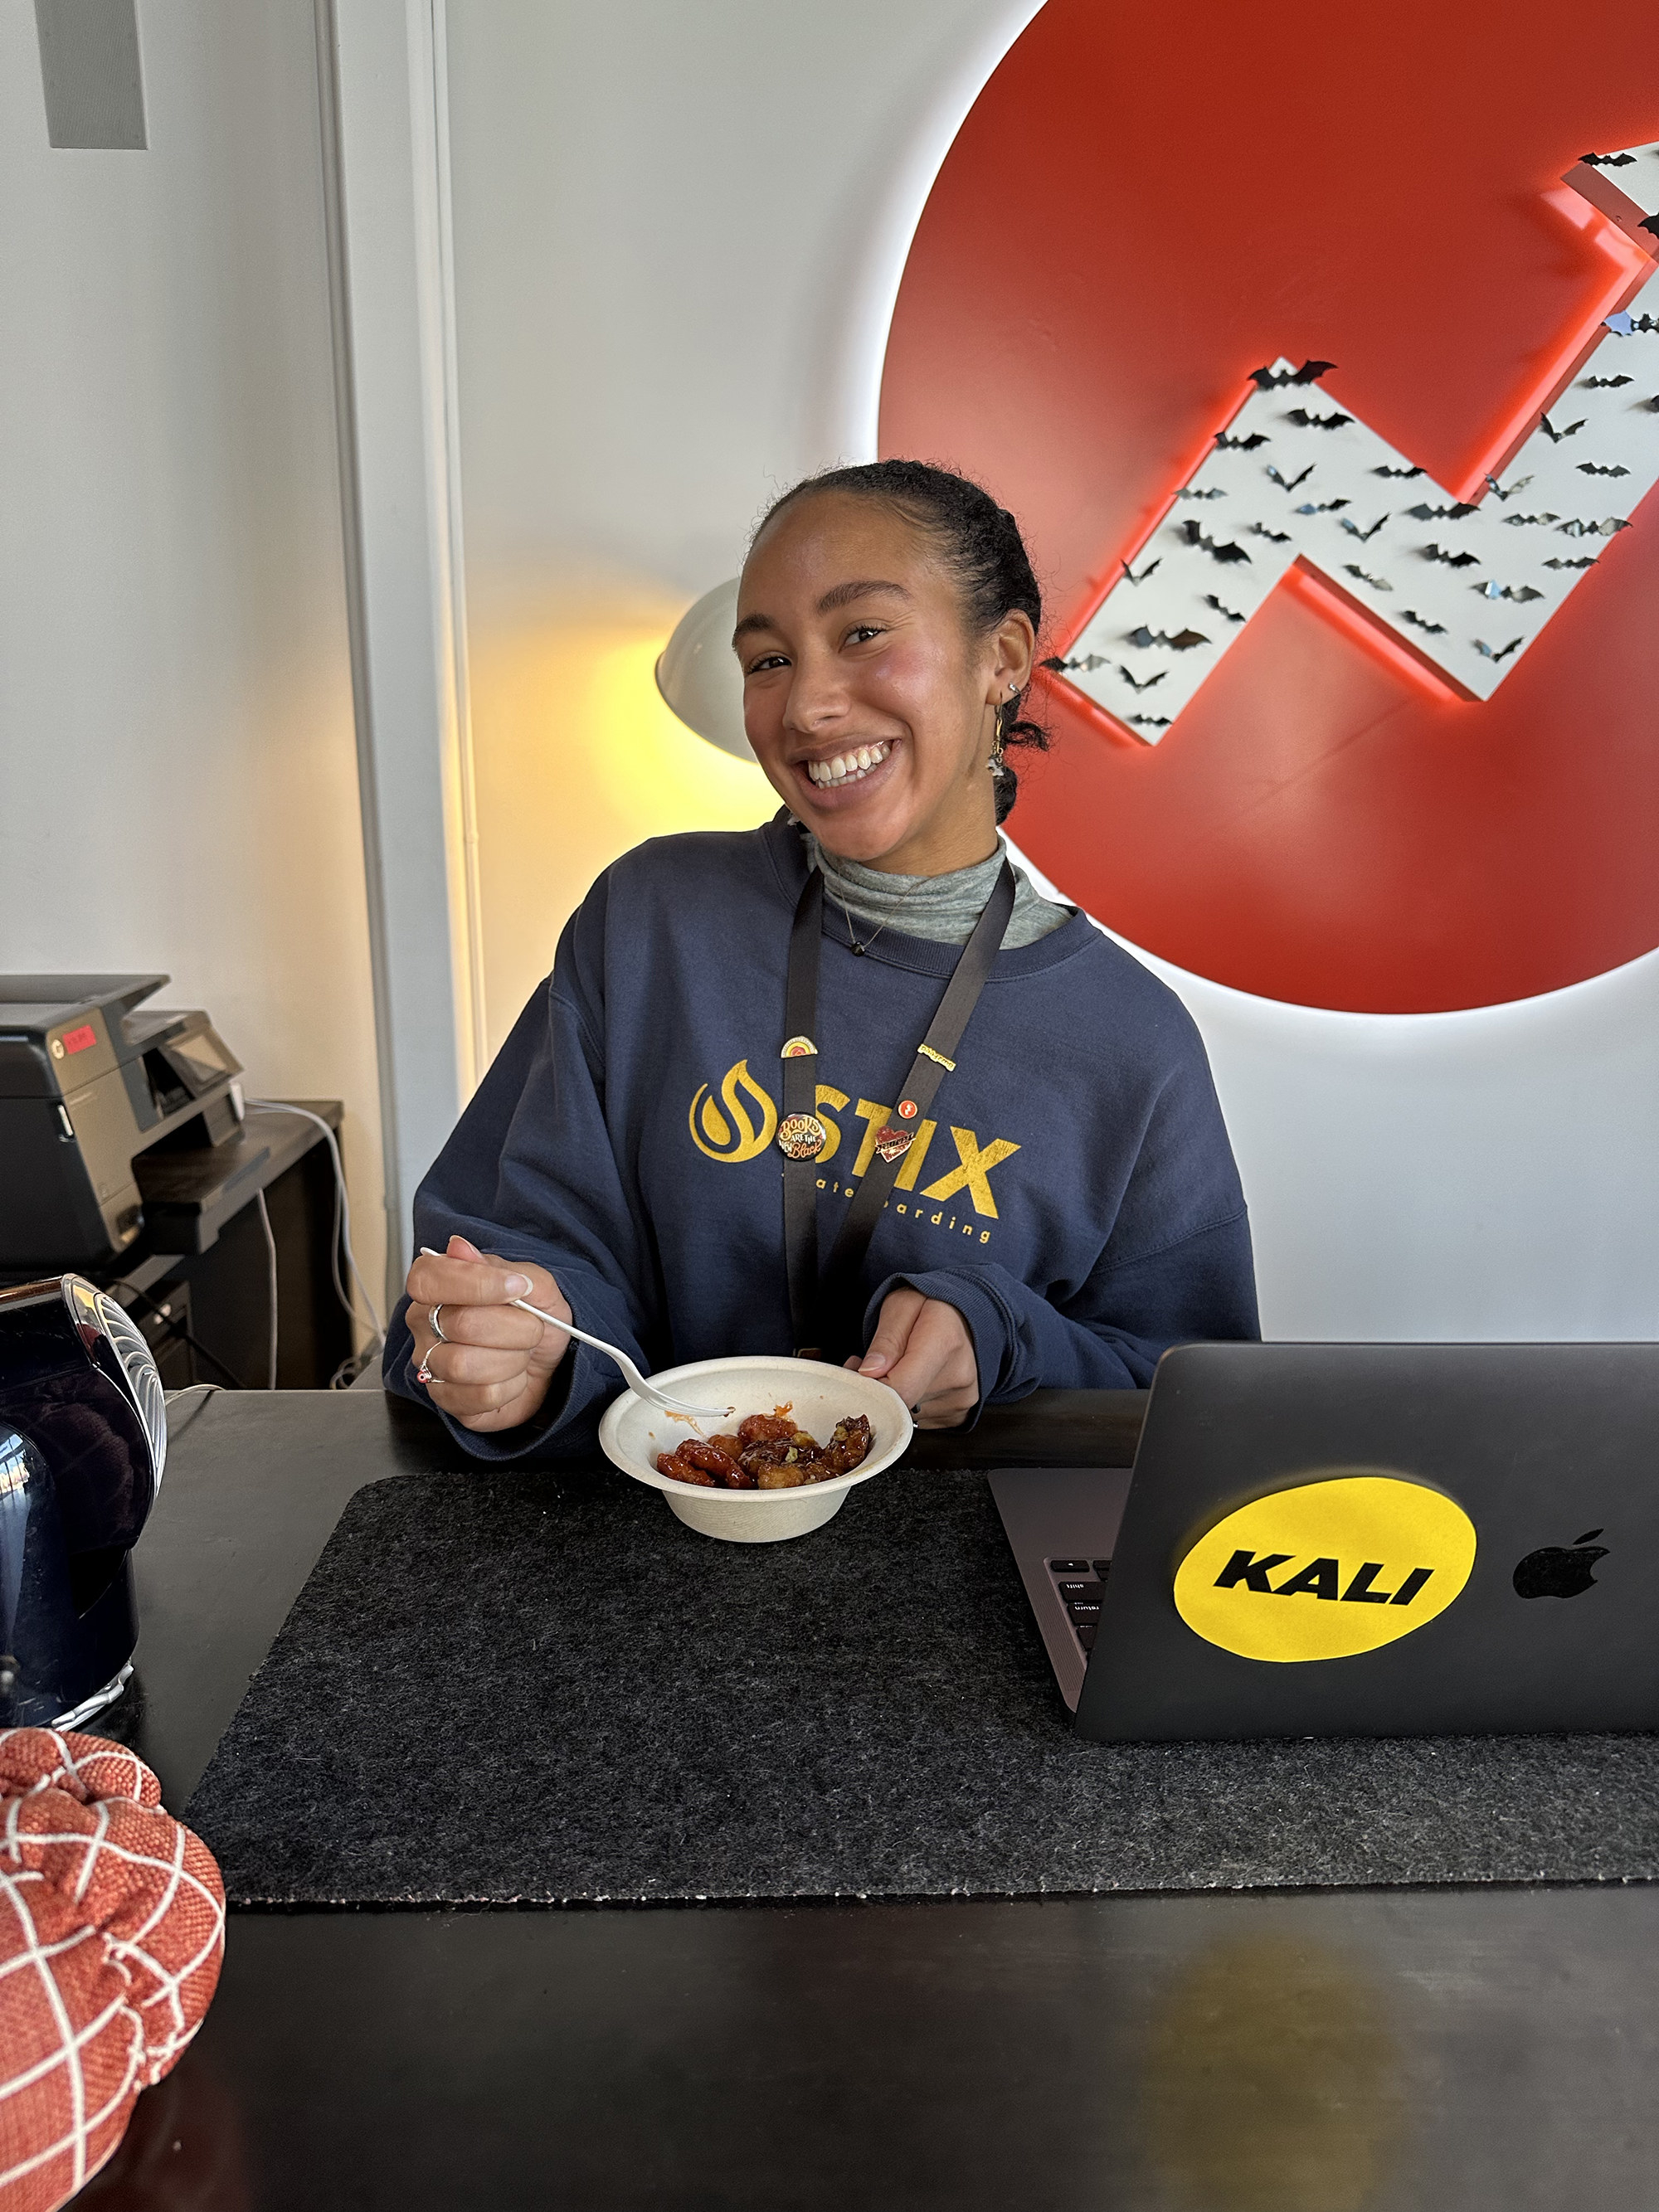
1512;1529;1608;1601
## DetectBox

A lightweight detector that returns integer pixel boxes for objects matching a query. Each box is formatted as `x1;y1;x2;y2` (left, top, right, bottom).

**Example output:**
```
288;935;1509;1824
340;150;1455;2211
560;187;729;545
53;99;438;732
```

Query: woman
385;461;1258;1449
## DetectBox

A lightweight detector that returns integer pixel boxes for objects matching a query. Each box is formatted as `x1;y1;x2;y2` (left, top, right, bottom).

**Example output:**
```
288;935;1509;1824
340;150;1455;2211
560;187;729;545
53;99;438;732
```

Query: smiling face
734;491;1034;875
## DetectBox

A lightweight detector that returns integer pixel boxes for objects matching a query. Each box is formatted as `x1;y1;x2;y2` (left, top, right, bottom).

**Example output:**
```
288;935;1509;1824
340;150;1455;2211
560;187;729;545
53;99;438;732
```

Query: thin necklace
828;871;928;955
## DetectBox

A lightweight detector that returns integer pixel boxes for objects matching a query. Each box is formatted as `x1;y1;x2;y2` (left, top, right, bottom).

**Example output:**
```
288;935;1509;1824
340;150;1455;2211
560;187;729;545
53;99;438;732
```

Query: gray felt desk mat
184;1466;1659;1905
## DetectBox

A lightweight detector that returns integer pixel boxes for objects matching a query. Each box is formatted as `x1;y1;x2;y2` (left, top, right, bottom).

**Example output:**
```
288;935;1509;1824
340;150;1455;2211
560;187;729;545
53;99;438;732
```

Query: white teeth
806;741;889;788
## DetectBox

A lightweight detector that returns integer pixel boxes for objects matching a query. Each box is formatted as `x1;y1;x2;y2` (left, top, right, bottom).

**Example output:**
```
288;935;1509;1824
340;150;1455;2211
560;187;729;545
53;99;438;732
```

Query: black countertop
84;1388;1659;2210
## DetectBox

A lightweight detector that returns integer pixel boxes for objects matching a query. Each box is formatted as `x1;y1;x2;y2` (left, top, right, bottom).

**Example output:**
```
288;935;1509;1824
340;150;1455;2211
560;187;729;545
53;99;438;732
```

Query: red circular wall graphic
879;0;1659;1011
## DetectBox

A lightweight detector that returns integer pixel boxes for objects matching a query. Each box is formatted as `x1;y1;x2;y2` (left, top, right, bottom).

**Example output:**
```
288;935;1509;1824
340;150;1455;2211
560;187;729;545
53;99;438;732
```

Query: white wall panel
0;0;387;1319
443;0;1044;601
1009;844;1659;1341
443;0;1657;1346
320;0;485;1293
440;0;1047;1055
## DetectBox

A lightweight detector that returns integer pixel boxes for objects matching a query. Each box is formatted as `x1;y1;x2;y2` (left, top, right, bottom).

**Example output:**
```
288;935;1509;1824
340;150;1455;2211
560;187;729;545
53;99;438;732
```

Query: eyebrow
818;579;909;613
731;579;911;645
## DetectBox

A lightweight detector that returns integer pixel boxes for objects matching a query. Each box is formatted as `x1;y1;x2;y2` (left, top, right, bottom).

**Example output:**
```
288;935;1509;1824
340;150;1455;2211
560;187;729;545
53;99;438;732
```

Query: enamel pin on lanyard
779;858;1016;1359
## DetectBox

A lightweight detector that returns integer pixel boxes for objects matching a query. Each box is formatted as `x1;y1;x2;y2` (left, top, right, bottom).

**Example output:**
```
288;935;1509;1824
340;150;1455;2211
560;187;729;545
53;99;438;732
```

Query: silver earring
1008;682;1018;693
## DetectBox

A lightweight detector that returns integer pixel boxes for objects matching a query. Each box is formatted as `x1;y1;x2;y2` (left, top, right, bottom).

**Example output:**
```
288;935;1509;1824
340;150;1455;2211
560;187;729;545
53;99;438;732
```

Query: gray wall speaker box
35;0;147;151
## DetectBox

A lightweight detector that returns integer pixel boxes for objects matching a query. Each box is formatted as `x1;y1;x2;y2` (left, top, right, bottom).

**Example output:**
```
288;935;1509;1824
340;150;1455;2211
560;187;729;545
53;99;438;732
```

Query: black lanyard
780;858;1016;1358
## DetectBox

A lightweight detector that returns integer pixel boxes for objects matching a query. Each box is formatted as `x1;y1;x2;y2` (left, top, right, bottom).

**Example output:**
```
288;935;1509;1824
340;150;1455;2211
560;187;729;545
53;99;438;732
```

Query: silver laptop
991;1341;1659;1743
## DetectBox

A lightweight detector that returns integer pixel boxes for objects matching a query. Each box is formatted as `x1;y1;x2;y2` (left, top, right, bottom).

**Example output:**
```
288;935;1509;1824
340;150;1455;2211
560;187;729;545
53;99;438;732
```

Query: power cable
245;1102;384;1351
163;1382;221;1440
253;1188;279;1389
106;1281;249;1391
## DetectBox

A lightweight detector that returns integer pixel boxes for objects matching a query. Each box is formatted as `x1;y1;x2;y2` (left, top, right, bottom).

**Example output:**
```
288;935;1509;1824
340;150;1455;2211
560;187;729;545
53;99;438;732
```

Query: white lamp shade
654;578;753;761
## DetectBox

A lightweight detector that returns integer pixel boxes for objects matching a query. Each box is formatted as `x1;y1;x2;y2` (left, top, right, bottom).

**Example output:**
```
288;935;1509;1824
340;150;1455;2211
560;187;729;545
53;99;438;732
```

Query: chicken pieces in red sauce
654;1411;873;1490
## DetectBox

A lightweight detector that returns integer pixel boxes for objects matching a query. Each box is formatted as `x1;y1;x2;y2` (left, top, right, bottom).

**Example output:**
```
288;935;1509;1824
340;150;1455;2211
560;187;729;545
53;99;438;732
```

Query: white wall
8;0;1638;1349
1187;950;1659;1344
0;0;386;1325
1008;848;1659;1344
442;0;1044;1053
441;0;1656;1346
444;0;1042;606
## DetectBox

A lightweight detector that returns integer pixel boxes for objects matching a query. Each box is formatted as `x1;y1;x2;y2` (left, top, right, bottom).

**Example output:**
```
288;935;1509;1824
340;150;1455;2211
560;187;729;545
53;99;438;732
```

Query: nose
781;645;849;740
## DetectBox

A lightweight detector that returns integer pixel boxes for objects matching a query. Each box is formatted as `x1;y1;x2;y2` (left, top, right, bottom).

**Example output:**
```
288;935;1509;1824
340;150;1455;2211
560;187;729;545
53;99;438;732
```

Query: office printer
0;975;244;1269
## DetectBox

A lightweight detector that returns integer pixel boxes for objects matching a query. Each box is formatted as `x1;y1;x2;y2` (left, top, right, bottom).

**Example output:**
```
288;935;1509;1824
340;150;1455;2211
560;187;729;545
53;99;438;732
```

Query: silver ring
430;1304;448;1342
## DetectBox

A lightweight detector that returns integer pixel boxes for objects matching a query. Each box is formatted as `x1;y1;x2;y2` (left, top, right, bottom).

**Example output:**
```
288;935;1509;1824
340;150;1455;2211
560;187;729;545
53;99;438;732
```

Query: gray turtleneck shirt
806;833;1072;950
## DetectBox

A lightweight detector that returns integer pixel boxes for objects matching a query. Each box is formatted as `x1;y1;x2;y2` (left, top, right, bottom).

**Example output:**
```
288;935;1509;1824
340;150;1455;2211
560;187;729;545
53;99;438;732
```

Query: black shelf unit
4;1099;361;1391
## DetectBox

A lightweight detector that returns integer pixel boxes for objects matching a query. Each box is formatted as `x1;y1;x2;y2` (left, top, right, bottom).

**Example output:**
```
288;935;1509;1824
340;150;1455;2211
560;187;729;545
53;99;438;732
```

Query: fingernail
504;1273;533;1298
859;1355;889;1375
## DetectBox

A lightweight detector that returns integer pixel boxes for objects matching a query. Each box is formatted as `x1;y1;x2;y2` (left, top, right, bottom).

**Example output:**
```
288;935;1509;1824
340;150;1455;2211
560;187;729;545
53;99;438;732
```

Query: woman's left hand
848;1287;979;1428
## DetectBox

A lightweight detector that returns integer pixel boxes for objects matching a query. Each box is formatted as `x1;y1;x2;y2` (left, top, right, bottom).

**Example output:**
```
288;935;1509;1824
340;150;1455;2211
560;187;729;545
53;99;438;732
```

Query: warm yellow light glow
586;637;766;828
468;593;775;1061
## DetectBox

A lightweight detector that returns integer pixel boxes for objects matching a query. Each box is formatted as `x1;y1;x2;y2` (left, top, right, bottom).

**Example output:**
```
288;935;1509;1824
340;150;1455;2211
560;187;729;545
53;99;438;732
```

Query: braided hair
754;459;1050;824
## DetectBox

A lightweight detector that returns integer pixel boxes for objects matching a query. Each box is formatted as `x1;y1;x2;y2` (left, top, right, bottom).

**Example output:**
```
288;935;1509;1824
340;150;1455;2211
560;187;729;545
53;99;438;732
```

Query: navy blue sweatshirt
385;817;1258;1457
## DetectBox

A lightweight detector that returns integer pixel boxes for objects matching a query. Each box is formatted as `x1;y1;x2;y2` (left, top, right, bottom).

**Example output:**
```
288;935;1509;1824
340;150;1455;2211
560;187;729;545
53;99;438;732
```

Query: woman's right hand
405;1233;572;1434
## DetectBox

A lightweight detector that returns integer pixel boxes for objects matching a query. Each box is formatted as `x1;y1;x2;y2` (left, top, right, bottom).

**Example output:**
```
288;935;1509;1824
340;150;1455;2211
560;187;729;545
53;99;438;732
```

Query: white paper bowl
596;1355;912;1543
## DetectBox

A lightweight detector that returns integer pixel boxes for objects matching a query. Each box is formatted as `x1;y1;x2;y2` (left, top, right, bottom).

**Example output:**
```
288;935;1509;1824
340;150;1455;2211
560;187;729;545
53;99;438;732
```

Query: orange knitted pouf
0;1731;225;2212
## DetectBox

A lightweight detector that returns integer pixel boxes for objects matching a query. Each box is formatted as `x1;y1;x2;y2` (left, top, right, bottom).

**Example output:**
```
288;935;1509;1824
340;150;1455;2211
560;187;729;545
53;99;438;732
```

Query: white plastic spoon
417;1248;731;1421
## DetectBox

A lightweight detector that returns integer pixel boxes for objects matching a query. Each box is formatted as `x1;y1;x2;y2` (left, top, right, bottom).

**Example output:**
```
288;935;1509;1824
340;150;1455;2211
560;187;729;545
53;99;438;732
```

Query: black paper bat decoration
1559;516;1630;537
1485;474;1534;501
1374;464;1424;479
1475;636;1523;663
1543;555;1598;570
1126;712;1173;730
1399;609;1447;634
1540;414;1584;443
1581;373;1632;389
1577;462;1630;477
1295;498;1350;515
1408;500;1477;521
1285;407;1353;430
1477;581;1544;602
1340;514;1389;542
1127;625;1210;651
1501;511;1560;527
1267;463;1315;493
1121;557;1161;584
1203;594;1247;622
1342;563;1393;591
1581;150;1637;167
1249;359;1335;389
1606;312;1659;334
1246;522;1292;544
1643;213;1659;241
1175;484;1228;499
1041;653;1108;674
1424;543;1481;566
1181;522;1251;562
1646;396;1659;413
1114;664;1167;691
1215;430;1270;450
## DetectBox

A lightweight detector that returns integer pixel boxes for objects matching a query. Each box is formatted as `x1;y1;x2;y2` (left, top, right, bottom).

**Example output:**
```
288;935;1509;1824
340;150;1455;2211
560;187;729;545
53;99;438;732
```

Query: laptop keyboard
1047;1558;1112;1651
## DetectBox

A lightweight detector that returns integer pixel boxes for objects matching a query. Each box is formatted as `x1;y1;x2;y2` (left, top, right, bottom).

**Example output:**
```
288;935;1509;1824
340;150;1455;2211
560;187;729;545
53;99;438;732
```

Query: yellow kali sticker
1173;1472;1477;1664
